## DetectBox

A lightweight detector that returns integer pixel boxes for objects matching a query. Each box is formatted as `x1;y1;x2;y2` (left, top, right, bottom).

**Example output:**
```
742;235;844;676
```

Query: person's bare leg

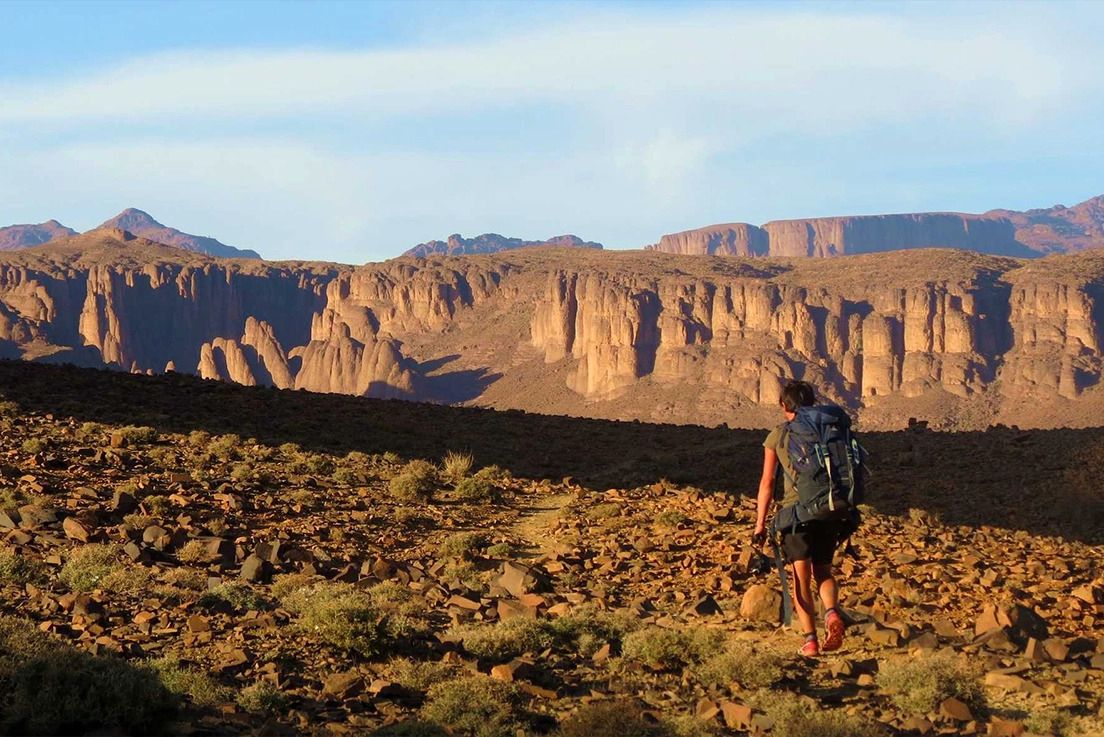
816;562;845;651
813;563;838;611
791;559;818;654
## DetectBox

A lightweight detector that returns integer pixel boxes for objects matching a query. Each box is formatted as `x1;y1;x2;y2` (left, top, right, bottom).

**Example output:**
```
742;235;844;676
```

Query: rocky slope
3;236;1104;429
650;194;1104;258
0;362;1100;736
404;233;603;258
0;220;78;251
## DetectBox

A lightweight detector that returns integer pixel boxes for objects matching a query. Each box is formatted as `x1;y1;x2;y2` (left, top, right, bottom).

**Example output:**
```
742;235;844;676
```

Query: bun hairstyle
779;380;816;412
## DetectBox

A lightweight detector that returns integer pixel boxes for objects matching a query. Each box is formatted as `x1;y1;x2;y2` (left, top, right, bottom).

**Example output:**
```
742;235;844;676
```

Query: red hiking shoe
798;637;820;657
823;609;846;652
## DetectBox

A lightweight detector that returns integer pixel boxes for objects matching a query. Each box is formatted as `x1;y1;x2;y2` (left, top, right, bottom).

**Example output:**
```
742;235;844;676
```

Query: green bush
200;582;270;612
305;454;334;475
421;676;527;737
0;400;20;417
0;616;176;735
752;691;886;737
0;550;47;586
390;460;438;503
694;642;784;690
450;618;555;662
143;495;171;516
621;626;725;670
877;652;987;717
58;545;119;593
559;699;673;737
439;532;487;558
388;658;466;692
117;425;159;444
208;434;242;460
551;606;640;658
281;582;386;656
655;510;687;527
21;438;46;455
229;463;254;482
236;681;286;713
454;477;498;503
151;656;230;706
333;467;360;486
486;542;513;558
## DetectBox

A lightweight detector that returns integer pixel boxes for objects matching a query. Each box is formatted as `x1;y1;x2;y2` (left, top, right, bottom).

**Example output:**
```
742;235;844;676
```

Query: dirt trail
510;491;574;559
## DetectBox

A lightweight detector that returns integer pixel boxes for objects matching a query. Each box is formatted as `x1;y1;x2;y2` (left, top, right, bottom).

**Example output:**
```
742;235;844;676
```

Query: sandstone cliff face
3;239;1104;429
648;224;769;256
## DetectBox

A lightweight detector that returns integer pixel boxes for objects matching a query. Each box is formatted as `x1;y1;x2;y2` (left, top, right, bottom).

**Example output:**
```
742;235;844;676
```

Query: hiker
752;380;863;657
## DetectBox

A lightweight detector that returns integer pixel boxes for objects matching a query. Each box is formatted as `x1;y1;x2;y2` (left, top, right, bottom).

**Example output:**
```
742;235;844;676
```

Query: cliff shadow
0;359;1101;544
412;354;503;403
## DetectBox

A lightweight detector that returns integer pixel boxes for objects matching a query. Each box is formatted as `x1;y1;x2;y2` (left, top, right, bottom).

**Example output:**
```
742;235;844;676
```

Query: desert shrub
0;550;47;586
388;658;466;692
186;430;211;448
0;488;29;514
123;513;155;529
474;465;511;483
450;617;555;662
0;617;177;735
551;606;640;658
694;642;784;690
441;559;483;590
346;450;371;464
877;652;987;717
177;540;209;564
100;565;155;596
270;572;318;600
230;463;254;482
143;494;171;516
281;582;386;656
655;510;687;527
206;516;228;536
454;477;498;503
369;581;415;605
559;699;673;737
421;676;527;737
0;400;19;417
382;451;402;464
333;467;360;485
285;489;314;506
752;691;886;737
390;460;438;503
305;454;334;475
236;680;286;713
58;545;119;593
151;656;230;706
442;451;474;481
160;567;207;592
208;434;241;460
76;421;105;440
116;425;159;444
486;542;513;558
201;582;270;611
278;442;301;456
373;721;449;736
590;503;622;519
621;626;725;670
21;438;46;455
439;532;487;558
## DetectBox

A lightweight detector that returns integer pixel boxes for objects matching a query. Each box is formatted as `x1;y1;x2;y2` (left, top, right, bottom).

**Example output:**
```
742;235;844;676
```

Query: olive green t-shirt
763;425;800;508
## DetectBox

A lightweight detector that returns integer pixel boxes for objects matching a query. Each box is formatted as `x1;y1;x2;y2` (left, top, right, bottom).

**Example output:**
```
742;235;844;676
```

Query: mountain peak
90;209;261;259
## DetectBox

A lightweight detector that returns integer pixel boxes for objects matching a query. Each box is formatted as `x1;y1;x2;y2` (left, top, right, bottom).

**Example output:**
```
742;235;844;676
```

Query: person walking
752;380;862;657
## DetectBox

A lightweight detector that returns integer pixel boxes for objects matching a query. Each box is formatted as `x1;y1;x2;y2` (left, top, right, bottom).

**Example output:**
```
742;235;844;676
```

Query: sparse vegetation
388;658;466;692
442;451;474;481
200;581;270;611
187;429;211;448
558;699;674;737
751;691;886;737
621;626;725;670
208;433;242;460
453;476;498;503
117;425;160;444
438;532;487;558
390;460;438;503
450;617;555;662
151;655;231;706
877;651;987;717
655;509;687;527
0;616;177;735
58;544;119;593
333;467;360;485
694;642;783;690
236;681;286;713
281;582;387;656
0;549;47;586
305;454;334;475
420;676;527;737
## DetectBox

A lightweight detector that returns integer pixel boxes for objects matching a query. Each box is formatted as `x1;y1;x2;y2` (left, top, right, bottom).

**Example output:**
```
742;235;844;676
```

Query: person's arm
754;446;777;542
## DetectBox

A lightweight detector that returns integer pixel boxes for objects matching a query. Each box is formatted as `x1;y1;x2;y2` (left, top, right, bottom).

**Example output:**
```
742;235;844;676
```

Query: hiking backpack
776;404;867;531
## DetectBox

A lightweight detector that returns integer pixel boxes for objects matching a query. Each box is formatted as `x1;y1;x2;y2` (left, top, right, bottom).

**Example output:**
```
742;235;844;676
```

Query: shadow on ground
1;359;1101;543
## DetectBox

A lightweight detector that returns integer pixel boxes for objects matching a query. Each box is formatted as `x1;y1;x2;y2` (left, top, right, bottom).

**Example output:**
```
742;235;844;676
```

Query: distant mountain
0;220;78;251
404;233;602;258
93;209;261;259
649;194;1104;258
987;195;1104;254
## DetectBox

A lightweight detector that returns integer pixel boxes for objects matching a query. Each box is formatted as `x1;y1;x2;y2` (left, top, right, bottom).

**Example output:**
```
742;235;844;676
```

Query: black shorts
781;521;845;565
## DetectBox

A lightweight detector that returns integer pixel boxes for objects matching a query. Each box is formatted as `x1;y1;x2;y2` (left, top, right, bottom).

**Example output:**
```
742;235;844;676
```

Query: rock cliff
3;235;1104;429
649;194;1104;259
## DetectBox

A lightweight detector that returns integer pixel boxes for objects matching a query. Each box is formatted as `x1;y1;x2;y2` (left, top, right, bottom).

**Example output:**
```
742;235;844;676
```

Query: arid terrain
0;360;1099;736
2;232;1104;431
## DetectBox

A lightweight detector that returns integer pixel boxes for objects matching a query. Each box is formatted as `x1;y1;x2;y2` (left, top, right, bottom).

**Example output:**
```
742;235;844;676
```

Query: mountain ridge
403;232;603;258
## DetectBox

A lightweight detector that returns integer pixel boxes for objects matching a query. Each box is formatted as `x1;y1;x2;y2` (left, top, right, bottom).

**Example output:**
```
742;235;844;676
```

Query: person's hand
752;528;767;547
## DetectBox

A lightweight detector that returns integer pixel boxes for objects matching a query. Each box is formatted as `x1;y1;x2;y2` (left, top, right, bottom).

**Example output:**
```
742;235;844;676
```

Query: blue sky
0;0;1102;263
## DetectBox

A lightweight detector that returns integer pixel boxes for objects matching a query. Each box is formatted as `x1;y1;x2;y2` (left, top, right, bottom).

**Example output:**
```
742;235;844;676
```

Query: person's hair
779;380;816;412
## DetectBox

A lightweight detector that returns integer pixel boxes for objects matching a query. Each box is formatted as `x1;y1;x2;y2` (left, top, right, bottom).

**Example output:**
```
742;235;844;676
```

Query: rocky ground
0;363;1101;736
